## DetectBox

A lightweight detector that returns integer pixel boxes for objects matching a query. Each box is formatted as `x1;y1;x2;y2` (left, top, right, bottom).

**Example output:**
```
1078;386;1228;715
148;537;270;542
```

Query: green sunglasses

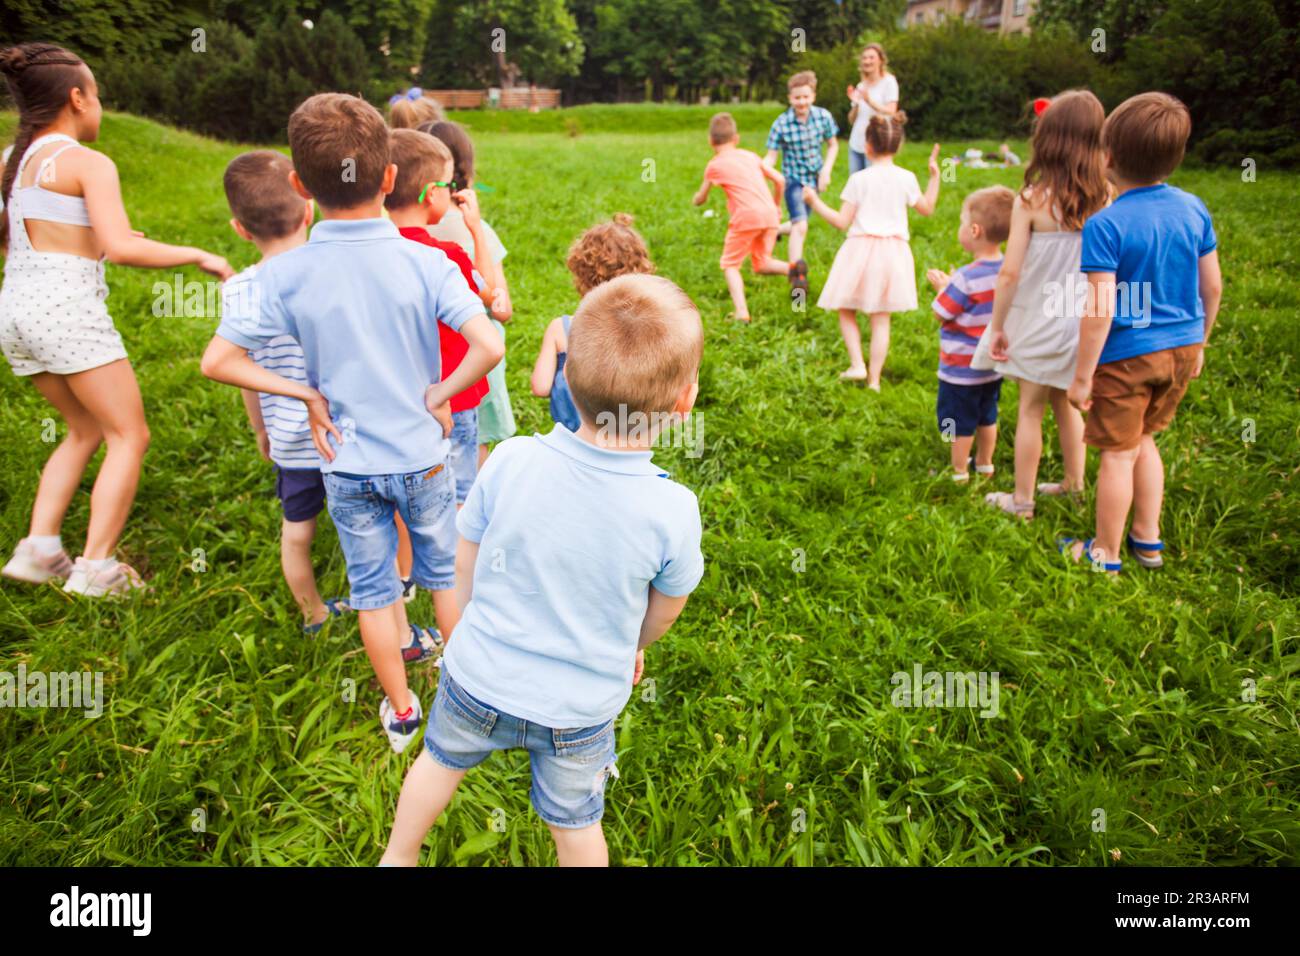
418;179;458;203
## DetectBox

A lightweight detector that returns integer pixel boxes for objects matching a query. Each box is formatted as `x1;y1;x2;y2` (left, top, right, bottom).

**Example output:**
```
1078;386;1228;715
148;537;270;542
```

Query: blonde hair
566;213;655;296
709;112;738;146
385;129;453;209
787;70;817;93
565;274;703;425
964;186;1015;244
389;95;445;129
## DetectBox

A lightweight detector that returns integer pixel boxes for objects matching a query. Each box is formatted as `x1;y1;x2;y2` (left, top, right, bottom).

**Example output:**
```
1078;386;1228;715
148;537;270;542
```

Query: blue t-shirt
444;426;705;727
1080;184;1217;365
216;218;486;475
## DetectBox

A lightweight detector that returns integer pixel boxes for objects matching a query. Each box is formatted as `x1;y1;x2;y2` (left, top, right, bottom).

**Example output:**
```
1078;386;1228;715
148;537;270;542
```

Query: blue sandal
1057;537;1122;574
1126;533;1164;569
303;598;351;634
402;623;443;664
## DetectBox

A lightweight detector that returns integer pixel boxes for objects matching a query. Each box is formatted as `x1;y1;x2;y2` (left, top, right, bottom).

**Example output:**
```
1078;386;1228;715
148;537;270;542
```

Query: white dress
970;230;1083;390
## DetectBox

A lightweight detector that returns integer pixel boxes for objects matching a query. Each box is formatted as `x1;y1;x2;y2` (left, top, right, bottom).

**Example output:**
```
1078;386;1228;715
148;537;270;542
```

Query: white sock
85;556;117;571
27;535;63;556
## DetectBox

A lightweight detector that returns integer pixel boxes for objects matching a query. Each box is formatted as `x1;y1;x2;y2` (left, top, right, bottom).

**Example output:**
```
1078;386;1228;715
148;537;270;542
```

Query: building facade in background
904;0;1034;33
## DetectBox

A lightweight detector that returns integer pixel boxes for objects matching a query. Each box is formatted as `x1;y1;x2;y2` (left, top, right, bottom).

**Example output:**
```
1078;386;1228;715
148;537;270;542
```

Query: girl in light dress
804;114;940;389
971;89;1111;519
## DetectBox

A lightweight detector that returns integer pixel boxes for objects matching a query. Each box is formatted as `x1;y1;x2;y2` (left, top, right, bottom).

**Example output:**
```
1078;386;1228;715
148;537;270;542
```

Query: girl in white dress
0;43;231;595
971;90;1111;518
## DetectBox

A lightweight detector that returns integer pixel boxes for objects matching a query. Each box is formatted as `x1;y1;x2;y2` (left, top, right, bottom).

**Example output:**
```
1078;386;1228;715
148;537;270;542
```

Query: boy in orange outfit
692;112;792;322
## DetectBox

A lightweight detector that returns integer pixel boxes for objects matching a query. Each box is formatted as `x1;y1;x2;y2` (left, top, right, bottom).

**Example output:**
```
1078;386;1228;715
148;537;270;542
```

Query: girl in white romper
0;43;231;596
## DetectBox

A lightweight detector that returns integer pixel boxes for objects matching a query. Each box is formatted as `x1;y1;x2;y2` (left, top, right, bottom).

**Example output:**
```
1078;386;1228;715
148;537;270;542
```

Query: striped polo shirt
932;257;1003;386
223;264;320;470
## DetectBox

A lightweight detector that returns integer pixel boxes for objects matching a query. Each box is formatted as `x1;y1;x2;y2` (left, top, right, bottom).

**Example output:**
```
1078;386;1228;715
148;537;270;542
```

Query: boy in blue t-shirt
203;94;504;753
1065;92;1223;573
381;274;705;867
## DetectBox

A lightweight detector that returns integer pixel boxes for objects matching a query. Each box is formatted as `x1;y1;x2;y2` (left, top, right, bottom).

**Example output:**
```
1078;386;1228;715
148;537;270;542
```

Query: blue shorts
274;465;325;522
322;465;457;609
424;669;619;829
936;378;1002;437
784;178;819;223
449;408;479;504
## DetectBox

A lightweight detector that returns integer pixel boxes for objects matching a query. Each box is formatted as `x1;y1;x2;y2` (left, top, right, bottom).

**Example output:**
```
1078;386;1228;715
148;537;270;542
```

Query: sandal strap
1126;534;1164;551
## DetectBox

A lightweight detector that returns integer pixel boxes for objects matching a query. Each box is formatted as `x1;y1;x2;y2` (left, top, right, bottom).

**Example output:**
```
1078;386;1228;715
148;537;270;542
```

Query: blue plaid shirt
766;106;838;185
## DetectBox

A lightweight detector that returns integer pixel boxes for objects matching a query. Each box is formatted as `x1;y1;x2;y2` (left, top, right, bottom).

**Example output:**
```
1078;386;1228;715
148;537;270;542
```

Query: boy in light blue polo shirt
202;93;504;753
1064;92;1222;574
381;274;705;867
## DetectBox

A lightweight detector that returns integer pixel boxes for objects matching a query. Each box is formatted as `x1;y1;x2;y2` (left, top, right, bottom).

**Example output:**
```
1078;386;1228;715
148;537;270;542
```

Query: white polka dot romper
0;133;128;377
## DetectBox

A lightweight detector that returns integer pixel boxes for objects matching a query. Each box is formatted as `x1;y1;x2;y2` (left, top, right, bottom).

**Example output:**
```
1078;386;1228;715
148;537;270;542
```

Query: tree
419;0;582;89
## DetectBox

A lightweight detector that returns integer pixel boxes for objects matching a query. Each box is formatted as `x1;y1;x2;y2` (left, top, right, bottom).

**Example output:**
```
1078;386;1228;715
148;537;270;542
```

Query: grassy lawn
0;108;1296;866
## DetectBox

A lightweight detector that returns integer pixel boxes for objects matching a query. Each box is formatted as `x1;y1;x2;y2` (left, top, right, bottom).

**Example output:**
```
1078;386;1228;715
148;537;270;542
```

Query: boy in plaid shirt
764;69;839;298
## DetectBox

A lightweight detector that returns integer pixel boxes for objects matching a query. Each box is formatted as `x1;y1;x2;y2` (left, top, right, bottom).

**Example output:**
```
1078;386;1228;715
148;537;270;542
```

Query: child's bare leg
1129;433;1164;554
431;586;459;641
756;258;790;276
359;602;411;712
66;360;150;559
838;309;865;371
27;373;104;537
380;750;467;866
1092;445;1140;563
950;434;975;473
395;511;413;580
867;312;891;388
547;821;609;867
974;423;997;468
788;219;808;262
281;516;328;625
1048;388;1087;491
1014;381;1051;504
723;267;749;319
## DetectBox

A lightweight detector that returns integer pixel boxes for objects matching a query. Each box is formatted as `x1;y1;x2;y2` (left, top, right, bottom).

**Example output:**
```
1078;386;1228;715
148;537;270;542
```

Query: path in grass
0;109;1296;865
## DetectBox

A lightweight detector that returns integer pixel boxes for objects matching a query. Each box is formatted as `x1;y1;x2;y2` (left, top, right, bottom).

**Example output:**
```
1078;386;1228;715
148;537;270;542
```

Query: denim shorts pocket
323;473;385;529
553;719;615;763
405;464;455;524
440;675;498;737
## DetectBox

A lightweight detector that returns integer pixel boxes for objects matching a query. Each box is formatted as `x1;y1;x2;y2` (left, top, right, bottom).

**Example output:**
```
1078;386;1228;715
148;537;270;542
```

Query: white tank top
2;133;93;228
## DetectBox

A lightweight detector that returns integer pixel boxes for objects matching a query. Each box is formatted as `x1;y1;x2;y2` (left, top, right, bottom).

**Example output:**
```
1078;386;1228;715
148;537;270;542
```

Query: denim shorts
322;464;457;609
449;408;479;504
784;177;818;223
425;669;619;829
848;148;869;175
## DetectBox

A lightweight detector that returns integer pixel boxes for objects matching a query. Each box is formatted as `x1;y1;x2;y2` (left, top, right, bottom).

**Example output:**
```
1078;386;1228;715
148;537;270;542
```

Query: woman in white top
846;43;900;176
0;43;231;596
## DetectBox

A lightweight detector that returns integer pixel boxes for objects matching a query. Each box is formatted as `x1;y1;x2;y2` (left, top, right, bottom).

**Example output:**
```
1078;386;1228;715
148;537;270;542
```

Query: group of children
0;38;1221;865
702;69;1220;574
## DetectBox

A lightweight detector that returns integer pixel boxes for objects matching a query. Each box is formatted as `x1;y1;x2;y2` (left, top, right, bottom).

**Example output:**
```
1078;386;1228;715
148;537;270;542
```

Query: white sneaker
379;692;423;754
63;557;146;597
2;538;74;584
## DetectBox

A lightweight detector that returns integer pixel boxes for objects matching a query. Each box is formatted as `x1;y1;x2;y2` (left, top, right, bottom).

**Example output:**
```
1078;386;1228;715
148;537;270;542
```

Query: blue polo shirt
1081;184;1217;366
216;218;485;475
444;426;705;727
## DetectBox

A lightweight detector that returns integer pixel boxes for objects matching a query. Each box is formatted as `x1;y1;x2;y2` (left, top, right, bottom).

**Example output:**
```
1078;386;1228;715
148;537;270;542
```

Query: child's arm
454;536;478;614
79;150;233;278
985;195;1033;361
529;318;564;397
454;189;512;322
911;144;942;217
802;186;856;232
759;161;786;207
239;387;271;461
925;269;951;293
202;337;341;460
762;149;780;172
819;137;839;193
424;313;505;413
692;176;711;206
1193;250;1222;378
1068;271;1116;412
637;585;690;651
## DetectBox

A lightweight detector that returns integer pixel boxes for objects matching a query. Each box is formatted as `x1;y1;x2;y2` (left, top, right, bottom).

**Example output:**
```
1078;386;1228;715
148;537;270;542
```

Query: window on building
1014;0;1027;14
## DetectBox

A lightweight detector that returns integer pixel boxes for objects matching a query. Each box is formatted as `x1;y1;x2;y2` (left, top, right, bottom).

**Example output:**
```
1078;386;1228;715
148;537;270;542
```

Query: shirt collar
308;217;401;243
1116;184;1168;202
536;424;667;478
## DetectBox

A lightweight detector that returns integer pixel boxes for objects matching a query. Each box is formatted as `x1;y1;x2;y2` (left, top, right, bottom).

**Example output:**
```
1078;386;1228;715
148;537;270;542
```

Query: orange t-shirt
704;147;780;233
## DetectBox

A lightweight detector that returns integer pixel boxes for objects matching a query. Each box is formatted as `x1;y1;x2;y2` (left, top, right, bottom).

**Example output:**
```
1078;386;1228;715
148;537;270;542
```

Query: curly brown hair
1020;89;1109;230
565;213;655;295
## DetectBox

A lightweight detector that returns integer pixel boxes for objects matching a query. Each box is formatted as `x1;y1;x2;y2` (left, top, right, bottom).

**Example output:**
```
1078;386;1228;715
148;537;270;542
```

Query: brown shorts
1084;343;1202;451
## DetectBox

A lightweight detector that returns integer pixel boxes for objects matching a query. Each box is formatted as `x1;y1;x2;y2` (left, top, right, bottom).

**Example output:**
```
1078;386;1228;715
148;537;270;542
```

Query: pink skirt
817;235;917;314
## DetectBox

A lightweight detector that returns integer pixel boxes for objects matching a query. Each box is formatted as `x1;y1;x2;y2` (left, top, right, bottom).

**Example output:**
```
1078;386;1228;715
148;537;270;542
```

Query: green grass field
1;107;1296;866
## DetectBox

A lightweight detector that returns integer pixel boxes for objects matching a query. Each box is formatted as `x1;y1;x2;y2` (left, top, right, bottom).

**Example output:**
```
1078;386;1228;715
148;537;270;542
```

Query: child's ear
674;378;699;416
380;162;397;196
230;217;253;242
301;198;314;229
288;169;313;201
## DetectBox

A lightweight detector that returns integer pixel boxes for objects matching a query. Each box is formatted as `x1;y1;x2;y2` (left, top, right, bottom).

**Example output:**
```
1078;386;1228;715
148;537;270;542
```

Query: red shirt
398;226;490;413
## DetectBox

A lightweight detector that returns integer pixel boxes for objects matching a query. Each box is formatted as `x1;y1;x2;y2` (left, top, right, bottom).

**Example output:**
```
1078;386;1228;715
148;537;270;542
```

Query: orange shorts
720;226;778;271
1083;343;1202;451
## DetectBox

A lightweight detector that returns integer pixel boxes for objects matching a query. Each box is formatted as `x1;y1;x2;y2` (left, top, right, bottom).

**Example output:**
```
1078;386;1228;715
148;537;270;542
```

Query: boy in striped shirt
925;186;1015;482
221;151;352;633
